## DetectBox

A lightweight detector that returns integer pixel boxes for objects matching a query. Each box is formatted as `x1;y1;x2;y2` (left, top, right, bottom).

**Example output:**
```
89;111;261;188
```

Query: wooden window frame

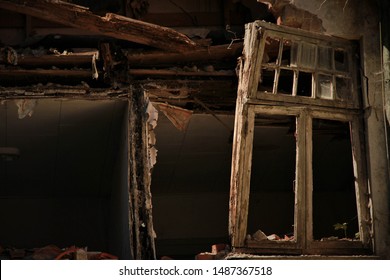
229;21;372;255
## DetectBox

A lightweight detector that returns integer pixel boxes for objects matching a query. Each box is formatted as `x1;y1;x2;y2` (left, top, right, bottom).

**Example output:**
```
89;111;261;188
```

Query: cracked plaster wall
260;0;365;39
292;0;363;39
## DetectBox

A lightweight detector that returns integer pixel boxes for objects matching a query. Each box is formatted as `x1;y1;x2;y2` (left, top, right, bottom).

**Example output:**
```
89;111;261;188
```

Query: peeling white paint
14;99;38;119
146;102;159;170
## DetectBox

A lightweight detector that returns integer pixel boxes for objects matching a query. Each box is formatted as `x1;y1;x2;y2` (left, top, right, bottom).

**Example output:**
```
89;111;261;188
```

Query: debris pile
0;245;118;260
247;229;294;242
195;243;231;260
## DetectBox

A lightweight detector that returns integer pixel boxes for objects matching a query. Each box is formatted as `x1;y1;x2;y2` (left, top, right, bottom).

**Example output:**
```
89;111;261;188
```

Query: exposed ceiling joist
124;42;243;67
0;0;199;53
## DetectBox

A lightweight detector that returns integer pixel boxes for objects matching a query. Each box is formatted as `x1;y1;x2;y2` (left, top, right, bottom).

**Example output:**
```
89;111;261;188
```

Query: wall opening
0;99;130;259
151;113;234;259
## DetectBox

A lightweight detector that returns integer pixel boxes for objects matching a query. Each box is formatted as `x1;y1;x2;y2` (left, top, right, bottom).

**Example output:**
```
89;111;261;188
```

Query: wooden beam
15;51;98;67
128;68;235;77
0;68;93;78
128;87;156;259
0;0;199;53
125;42;243;67
229;22;263;247
0;85;128;97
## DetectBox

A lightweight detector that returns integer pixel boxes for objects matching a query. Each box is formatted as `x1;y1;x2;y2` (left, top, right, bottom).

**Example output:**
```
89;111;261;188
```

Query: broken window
230;21;371;256
247;115;296;243
257;25;357;108
312;119;359;241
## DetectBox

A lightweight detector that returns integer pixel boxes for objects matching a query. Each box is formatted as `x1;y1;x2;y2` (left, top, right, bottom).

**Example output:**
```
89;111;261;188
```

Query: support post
128;86;156;259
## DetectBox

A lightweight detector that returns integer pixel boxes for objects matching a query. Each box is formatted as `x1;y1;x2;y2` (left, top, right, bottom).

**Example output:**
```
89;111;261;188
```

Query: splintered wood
0;0;198;53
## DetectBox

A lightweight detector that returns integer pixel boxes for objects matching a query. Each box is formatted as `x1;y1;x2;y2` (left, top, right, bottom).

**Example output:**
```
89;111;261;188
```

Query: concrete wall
293;0;363;39
108;103;131;260
0;197;108;250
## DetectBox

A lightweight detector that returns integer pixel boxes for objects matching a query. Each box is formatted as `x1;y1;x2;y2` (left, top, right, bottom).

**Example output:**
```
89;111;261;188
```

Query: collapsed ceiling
0;0;255;113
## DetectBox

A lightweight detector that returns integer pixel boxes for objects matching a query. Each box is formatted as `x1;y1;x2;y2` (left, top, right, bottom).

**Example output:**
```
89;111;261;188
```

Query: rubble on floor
0;245;118;260
195;243;231;260
247;229;294;242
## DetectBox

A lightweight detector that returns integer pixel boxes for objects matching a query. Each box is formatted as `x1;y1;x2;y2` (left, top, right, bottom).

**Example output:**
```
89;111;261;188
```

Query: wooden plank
233;246;302;255
127;87;156;259
0;85;128;97
295;110;307;249
0;68;93;78
128;68;235;77
142;12;223;27
15;51;98;67
305;114;313;244
259;20;352;45
306;240;371;255
350;115;372;247
140;79;237;111
309;240;366;249
0;0;199;53
229;22;263;247
124;42;243;67
228;253;378;259
253;92;360;110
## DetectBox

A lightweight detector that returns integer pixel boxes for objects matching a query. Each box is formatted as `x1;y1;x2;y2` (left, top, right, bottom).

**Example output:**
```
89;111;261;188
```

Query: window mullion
305;113;314;246
295;111;308;249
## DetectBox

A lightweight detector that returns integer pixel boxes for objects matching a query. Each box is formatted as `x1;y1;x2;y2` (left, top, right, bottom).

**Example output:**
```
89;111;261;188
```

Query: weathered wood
229;21;263;247
15;51;98;67
0;68;93;78
124;42;243;67
246;240;298;249
0;0;198;53
350;115;372;247
143;12;223;27
141;79;237;111
128;87;156;259
228;253;378;259
305;115;313;244
254;92;360;110
128;68;235;77
230;21;372;256
306;240;371;255
295;110;307;249
0;85;128;97
233;246;302;255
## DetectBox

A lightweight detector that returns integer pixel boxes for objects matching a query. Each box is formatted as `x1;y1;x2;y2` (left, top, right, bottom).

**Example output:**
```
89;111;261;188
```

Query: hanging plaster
14;99;38;119
153;102;193;132
146;101;158;170
92;52;99;79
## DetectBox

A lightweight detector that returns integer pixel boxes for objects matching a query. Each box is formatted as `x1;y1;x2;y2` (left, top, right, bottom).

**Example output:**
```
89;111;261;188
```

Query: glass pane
317;74;333;99
312;119;359;241
297;71;312;97
334;49;349;72
277;69;294;95
263;36;281;65
247;115;296;242
299;43;316;69
318;46;333;70
290;41;299;67
335;77;352;101
258;68;276;93
281;40;298;67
